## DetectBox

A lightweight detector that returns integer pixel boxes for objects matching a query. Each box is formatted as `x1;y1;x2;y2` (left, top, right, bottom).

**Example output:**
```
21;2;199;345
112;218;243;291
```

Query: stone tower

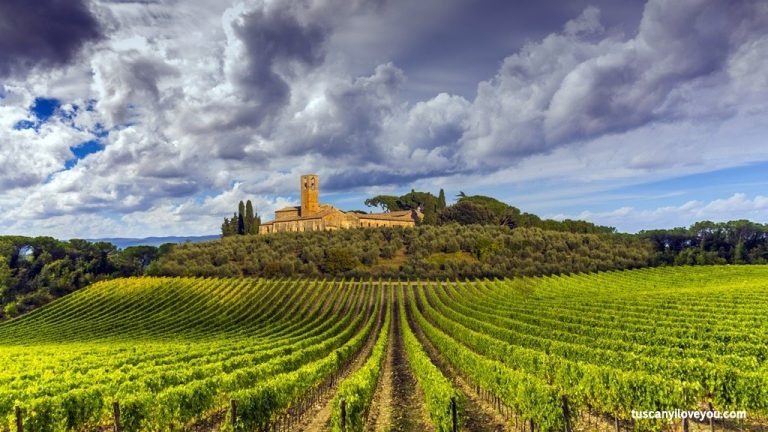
300;174;319;216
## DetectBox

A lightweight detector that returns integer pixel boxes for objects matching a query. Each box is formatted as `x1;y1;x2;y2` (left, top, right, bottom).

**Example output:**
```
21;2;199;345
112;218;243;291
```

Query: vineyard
0;265;767;431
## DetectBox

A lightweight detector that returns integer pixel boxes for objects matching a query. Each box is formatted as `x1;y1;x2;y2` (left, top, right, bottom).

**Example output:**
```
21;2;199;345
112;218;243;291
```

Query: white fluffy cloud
1;0;767;238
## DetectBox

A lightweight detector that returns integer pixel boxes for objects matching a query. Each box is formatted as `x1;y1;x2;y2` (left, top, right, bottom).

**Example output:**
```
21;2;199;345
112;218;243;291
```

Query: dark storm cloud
229;4;329;125
225;0;387;129
324;169;443;191
376;0;645;101
0;0;102;78
126;57;178;100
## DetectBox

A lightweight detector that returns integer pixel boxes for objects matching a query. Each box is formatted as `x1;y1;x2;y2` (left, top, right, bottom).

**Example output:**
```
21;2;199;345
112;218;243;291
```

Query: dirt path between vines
408;286;509;432
369;294;433;432
297;294;386;432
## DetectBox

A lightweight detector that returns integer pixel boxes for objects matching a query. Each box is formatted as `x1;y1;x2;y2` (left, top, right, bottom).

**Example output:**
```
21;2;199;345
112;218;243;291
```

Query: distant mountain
87;235;220;249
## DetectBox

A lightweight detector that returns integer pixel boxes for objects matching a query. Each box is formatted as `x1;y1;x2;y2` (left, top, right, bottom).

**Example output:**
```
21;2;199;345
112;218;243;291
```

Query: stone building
259;174;419;234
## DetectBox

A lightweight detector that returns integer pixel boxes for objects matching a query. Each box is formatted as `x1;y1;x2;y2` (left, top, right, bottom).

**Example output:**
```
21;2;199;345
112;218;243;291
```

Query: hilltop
150;224;652;279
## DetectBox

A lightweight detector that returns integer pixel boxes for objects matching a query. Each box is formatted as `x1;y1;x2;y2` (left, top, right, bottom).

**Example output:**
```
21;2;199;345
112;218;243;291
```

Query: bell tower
300;174;319;216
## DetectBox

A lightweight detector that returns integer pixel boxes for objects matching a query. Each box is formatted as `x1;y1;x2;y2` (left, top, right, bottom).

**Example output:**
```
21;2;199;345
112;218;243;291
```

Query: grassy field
1;266;767;431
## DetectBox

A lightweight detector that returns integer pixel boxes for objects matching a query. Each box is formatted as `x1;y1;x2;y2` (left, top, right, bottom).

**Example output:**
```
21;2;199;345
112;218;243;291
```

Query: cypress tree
220;218;229;237
245;200;254;235
438;189;446;210
255;214;261;234
237;214;245;235
238;201;245;235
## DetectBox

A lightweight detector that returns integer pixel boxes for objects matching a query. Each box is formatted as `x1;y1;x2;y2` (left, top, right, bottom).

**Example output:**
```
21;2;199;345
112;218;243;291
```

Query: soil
378;295;433;432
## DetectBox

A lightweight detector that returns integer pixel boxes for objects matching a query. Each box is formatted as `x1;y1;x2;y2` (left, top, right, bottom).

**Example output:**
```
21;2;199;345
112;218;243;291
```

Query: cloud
0;182;297;239
0;90;94;190
223;2;328;126
457;0;768;169
0;0;102;78
564;6;604;36
2;0;768;238
221;0;385;128
274;62;405;162
557;193;768;232
91;48;180;127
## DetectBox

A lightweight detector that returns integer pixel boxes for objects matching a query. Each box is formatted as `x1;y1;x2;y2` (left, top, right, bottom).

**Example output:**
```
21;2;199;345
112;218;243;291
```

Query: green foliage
231;286;381;431
324;248;358;274
437;193;616;233
437;189;446;210
400;287;461;431
330;290;391;431
0;268;767;431
222;200;261;237
639;220;768;265
0;278;378;431
365;190;441;225
0;257;10;298
0;236;152;320
438;201;496;225
110;246;160;276
153;225;653;279
455;194;511;219
222;212;238;237
238;201;246;235
364;195;402;212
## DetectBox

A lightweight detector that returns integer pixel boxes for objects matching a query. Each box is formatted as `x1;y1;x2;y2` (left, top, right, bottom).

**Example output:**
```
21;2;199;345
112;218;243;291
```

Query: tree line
639;220;768;265
366;190;616;234
0;236;169;319
150;224;652;279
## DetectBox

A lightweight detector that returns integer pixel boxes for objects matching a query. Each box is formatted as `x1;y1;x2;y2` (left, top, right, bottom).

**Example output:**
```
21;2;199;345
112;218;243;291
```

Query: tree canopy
639;220;768;265
222;200;261;236
0;236;165;319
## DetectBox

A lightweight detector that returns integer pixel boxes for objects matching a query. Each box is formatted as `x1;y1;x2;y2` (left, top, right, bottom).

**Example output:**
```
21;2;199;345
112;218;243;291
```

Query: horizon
1;0;767;238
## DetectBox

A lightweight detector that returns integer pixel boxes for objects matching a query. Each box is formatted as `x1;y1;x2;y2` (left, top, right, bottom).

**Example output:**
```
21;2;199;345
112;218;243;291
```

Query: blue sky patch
13;119;37;130
65;140;105;169
13;97;61;130
606;162;768;209
523;161;768;221
31;97;60;121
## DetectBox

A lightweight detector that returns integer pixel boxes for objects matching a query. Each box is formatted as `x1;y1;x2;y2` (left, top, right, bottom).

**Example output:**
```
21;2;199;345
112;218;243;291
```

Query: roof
358;210;415;221
275;206;300;212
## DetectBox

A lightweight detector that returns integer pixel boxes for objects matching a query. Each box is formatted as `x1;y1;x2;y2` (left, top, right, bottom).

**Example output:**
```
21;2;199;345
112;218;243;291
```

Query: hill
86;235;219;249
1;267;767;431
0;277;383;430
150;224;653;279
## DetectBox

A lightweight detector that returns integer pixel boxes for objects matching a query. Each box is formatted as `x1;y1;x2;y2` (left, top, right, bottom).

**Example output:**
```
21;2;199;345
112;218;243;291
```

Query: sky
0;0;767;238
